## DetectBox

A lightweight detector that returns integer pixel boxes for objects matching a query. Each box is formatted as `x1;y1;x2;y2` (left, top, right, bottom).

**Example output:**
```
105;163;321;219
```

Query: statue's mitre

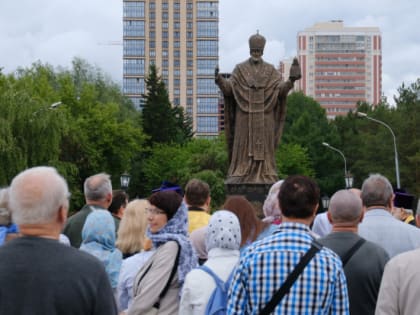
249;33;266;50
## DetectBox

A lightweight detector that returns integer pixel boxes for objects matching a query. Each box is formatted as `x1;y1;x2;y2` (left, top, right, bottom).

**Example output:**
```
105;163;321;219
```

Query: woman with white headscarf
179;210;241;315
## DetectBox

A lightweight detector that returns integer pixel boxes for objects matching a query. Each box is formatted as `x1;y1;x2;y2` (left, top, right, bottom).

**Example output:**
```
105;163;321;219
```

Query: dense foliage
1;59;418;210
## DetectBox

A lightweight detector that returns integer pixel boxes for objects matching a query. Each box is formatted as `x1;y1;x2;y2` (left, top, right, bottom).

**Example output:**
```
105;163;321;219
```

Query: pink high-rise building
295;21;382;118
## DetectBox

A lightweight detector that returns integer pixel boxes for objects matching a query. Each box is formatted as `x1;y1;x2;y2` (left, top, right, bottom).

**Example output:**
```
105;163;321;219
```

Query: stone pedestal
225;182;274;218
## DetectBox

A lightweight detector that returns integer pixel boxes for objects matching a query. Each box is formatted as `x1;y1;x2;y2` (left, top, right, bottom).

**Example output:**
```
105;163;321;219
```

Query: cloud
0;0;418;105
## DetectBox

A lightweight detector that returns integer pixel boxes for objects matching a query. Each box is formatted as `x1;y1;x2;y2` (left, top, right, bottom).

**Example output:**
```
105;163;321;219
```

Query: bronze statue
215;32;301;184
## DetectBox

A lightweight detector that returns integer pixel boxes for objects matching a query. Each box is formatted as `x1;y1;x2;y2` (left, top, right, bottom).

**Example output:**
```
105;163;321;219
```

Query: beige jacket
376;247;420;315
128;241;179;315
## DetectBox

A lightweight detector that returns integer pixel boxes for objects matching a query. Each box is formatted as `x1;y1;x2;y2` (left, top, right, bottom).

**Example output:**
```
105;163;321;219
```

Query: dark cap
394;190;415;209
152;181;183;196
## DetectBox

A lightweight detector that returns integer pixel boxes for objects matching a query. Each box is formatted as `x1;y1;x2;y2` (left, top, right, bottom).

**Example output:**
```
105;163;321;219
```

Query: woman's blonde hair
116;199;149;254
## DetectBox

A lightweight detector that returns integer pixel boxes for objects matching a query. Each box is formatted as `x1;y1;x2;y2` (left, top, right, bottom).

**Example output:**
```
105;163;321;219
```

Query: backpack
199;265;235;315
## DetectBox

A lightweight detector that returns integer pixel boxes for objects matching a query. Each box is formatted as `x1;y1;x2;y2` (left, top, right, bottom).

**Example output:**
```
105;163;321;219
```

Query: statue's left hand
289;57;302;82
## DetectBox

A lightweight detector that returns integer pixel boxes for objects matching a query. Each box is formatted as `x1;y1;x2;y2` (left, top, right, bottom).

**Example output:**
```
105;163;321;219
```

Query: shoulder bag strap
341;238;365;267
259;240;323;315
153;242;181;308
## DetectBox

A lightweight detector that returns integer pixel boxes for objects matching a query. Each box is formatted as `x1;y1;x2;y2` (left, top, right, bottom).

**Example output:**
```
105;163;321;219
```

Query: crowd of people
0;166;420;315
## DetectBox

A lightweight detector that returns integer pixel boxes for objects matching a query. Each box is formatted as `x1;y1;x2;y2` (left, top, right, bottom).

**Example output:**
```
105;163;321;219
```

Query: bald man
0;167;117;314
319;189;389;315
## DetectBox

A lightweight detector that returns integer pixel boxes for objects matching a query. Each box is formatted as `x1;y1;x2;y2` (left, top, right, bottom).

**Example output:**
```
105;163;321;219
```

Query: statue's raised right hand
215;66;220;82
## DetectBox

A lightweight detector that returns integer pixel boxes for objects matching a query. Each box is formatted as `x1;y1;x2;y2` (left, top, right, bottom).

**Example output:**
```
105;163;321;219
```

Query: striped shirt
227;222;349;315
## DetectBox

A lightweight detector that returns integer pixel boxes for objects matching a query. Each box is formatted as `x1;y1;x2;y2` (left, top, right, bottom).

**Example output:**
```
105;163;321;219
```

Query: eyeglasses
146;207;166;216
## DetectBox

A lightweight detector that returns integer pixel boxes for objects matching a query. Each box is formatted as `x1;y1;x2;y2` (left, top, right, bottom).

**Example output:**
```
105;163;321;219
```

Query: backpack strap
199;265;225;288
259;240;323;315
341;238;365;267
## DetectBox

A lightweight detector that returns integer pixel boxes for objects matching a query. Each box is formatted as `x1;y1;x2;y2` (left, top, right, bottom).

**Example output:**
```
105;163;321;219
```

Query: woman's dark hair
223;195;269;246
148;190;182;220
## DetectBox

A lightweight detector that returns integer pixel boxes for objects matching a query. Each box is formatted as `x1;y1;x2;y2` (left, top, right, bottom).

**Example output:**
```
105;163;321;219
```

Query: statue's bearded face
250;48;263;62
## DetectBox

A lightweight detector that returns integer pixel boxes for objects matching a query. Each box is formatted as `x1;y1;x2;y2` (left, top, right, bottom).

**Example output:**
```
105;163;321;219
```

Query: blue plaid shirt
227;222;349;315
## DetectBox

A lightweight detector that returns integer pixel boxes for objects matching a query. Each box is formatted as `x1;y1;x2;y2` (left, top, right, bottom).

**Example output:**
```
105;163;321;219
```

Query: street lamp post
120;173;131;192
322;142;352;188
357;112;400;189
321;195;330;211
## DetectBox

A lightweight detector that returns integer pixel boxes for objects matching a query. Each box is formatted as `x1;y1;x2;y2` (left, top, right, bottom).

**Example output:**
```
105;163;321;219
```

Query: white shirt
116;250;154;312
179;248;240;315
312;212;332;237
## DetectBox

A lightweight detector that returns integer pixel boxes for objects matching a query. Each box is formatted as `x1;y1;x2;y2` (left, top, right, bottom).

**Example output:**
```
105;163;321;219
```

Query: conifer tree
142;64;193;144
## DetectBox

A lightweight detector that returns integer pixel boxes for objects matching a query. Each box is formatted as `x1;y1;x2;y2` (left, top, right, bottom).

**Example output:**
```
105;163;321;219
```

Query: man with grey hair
63;172;113;247
358;174;420;258
0;166;117;314
319;189;389;315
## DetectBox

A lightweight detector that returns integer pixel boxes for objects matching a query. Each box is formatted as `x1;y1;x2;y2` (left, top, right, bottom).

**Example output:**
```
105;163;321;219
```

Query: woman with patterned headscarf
128;190;197;315
80;210;123;292
179;210;241;315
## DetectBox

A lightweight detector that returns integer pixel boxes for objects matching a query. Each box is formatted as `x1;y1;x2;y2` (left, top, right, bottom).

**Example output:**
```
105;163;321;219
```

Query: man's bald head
329;189;363;225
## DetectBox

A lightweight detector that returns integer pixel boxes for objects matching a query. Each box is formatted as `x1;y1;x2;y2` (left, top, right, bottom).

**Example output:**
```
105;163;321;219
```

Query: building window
162;1;168;10
197;116;218;133
197;2;218;18
197;21;218;37
124;39;145;57
123;77;145;94
197;97;218;113
163;41;169;48
123;20;145;37
197;40;218;57
197;59;218;75
124;59;145;75
123;1;145;18
197;79;218;94
149;2;155;9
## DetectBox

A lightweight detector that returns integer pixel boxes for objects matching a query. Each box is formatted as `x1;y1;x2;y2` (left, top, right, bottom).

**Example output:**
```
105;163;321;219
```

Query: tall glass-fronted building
123;0;220;137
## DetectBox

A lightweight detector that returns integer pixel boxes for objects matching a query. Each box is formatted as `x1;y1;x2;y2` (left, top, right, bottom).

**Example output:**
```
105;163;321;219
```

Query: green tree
282;92;342;194
142;64;192;145
0;59;146;210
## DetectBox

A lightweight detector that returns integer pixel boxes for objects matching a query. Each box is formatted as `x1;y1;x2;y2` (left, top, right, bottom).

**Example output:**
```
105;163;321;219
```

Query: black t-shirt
0;236;117;315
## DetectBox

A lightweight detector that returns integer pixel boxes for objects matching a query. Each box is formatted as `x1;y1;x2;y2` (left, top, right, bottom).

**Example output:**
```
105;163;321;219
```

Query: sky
1;0;419;104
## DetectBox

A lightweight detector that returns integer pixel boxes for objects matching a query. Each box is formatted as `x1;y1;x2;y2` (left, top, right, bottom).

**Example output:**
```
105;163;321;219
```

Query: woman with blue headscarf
80;210;123;292
128;190;197;315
